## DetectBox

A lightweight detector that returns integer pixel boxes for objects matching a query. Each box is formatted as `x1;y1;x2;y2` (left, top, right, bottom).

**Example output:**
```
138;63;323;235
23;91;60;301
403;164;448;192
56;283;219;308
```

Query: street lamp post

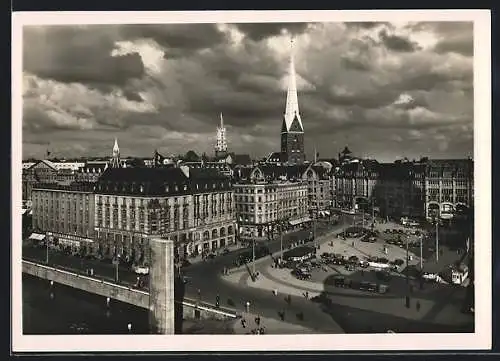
435;220;439;262
372;198;375;223
420;233;423;270
252;238;256;278
114;255;120;283
280;222;284;263
405;235;410;308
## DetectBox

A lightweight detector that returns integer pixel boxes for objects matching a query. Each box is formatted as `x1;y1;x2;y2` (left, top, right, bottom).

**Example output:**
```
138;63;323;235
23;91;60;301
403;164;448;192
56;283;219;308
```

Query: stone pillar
148;238;175;335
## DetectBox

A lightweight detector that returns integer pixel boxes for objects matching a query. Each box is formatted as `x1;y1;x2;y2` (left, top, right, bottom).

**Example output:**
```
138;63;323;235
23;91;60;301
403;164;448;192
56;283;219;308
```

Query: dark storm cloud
122;24;228;55
406;21;473;56
340;55;371;71
122;89;144;102
21;21;474;160
234;23;310;41
434;37;473;56
23;26;145;85
344;22;389;29
378;28;421;52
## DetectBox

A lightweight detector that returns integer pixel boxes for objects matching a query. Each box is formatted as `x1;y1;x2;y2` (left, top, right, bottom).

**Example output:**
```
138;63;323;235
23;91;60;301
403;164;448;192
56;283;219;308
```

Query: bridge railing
23;260;239;317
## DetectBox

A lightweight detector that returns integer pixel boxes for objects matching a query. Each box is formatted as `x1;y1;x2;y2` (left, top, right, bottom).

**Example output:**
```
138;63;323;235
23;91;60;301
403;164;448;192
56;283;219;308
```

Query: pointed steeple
110;138;121;168
283;37;303;133
215;111;228;155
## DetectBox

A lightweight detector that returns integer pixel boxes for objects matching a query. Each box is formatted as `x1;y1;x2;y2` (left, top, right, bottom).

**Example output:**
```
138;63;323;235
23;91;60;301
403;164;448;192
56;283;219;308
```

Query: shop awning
29;233;46;241
289;217;312;226
58;238;81;247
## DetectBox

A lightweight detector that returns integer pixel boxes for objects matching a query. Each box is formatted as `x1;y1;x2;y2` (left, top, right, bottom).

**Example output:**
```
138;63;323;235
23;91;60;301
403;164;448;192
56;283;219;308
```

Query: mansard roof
377;163;425;181
95;167;231;196
33;181;95;193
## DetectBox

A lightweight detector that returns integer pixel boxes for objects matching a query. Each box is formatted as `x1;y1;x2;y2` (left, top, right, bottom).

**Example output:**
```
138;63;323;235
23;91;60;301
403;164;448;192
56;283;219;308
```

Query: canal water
22;274;150;334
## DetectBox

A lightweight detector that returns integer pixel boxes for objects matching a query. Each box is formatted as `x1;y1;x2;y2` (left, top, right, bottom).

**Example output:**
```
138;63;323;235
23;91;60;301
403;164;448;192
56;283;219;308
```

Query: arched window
220;227;226;237
203;231;210;241
228;225;233;235
212;229;218;239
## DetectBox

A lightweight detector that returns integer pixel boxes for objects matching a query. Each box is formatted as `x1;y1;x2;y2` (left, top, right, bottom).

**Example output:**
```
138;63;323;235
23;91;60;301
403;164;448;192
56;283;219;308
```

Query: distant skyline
22;21;473;162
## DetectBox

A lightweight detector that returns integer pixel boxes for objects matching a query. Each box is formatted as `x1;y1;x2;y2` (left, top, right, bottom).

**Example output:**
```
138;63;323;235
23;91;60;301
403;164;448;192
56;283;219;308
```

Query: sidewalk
231;312;320;334
243;266;470;325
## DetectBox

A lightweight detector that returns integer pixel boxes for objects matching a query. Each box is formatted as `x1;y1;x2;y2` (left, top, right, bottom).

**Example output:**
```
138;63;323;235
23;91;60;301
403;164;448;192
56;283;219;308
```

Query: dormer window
140;185;144;193
175;185;179;192
165;185;169;192
196;184;199;190
183;184;188;191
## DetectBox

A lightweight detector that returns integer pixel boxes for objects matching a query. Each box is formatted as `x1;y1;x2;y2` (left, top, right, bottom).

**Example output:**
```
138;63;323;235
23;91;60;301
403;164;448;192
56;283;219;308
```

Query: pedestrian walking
241;318;246;328
245;301;250;312
416;301;421;312
305;291;309;300
273;289;278;296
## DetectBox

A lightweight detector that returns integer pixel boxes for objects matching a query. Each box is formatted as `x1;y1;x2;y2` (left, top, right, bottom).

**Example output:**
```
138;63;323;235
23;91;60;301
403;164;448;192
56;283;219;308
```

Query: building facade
22;160;78;206
375;162;426;219
424;159;474;220
31;182;95;252
301;164;334;213
93;166;236;264
334;159;379;211
234;166;309;240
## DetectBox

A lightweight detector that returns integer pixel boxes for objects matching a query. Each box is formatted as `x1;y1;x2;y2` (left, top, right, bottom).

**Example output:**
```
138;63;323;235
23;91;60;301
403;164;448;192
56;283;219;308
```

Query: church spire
215;112;228;156
110;138;121;168
283;37;303;133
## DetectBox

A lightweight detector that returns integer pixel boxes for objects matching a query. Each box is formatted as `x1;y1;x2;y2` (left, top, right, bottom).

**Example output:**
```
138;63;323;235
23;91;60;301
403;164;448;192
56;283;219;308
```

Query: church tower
280;38;305;165
215;112;228;157
110;138;121;168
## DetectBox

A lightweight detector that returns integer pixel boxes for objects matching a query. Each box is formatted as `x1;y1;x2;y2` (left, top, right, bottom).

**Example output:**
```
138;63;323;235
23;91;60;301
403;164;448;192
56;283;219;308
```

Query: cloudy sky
22;21;473;162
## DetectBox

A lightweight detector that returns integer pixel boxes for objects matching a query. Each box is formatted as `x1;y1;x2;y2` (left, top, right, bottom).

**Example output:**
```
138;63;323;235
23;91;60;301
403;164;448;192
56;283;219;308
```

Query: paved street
22;213;472;334
22;217;348;333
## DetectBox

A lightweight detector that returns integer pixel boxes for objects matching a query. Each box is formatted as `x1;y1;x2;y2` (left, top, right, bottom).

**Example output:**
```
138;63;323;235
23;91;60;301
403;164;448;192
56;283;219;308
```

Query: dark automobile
331;275;345;287
293;268;311;280
392;258;404;266
321;252;331;259
348;255;359;263
222;248;230;255
345;263;356;271
359;281;378;292
330;257;345;266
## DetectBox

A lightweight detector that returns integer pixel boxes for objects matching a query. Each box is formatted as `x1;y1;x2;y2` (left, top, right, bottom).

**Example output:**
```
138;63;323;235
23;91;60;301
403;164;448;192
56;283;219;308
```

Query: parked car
422;272;439;282
331;275;346;287
293;268;311;280
392;258;404;266
222;248;230;255
133;265;149;275
359;260;369;268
